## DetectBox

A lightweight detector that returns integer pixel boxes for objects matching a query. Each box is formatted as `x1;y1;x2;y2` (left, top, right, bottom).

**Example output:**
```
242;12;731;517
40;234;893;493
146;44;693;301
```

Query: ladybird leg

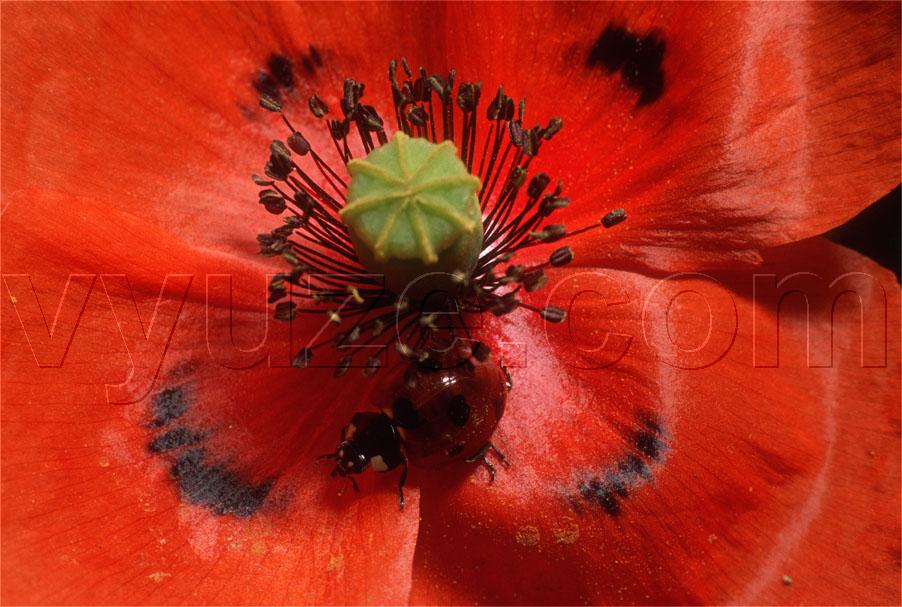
502;365;513;392
466;444;498;483
347;474;360;493
397;458;409;511
487;442;511;468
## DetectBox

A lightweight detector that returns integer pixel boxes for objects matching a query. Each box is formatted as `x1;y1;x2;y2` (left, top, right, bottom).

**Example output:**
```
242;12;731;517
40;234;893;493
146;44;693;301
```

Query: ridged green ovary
339;132;483;295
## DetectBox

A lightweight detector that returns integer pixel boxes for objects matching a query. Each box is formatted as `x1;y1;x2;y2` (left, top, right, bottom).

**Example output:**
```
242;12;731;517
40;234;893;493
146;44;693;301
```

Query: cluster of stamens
254;59;626;377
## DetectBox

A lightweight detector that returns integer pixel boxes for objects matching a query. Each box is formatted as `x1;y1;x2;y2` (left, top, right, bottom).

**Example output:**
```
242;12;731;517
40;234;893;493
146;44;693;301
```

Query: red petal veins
442;2;901;271
2;192;421;604
411;238;900;605
1;2;441;257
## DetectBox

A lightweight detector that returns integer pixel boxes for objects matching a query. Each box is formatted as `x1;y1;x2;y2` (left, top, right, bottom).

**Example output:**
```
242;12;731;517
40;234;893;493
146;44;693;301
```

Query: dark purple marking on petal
575;415;667;516
252;47;324;103
587;24;665;106
148;427;202;453
149;387;188;428
147;385;273;518
172;448;273;518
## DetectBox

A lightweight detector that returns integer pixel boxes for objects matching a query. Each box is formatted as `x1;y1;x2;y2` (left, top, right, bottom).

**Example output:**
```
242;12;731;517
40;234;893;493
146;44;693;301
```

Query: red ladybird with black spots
320;342;511;508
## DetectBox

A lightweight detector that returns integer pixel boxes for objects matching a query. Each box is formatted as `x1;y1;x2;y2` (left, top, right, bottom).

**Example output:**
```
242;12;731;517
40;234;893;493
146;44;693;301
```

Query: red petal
410;238;900;604
442;3;901;270
2;193;420;604
1;3;441;255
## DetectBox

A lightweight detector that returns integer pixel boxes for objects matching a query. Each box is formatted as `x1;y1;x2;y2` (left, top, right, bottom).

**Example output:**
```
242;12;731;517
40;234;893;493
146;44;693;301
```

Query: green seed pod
339;132;483;299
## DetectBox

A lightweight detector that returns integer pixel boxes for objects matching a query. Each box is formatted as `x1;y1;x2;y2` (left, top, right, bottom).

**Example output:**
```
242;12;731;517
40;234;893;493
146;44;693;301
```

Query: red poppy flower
2;3;900;605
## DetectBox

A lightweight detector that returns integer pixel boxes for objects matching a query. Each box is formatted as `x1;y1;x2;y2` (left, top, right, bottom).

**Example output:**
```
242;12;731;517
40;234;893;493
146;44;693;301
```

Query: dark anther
406;106;428;127
270;140;291;161
550;246;574;267
287;132;311;155
527;173;551;199
602;208;627;228
539;305;567;323
363;356;381;377
490;292;520;317
258;190;286;215
539;195;570;216
341;78;364;116
358;105;384;131
329;119;350;139
505;264;525;281
521;127;540;157
456;82;481;112
543;117;563;140
531;224;566;243
522;270;547;293
509;120;524;147
487;86;507;120
259;94;282;112
292;347;312;369
274;301;297;321
427;74;446;97
251;174;273;186
334;356;352;378
265;153;292;181
308;94;329;118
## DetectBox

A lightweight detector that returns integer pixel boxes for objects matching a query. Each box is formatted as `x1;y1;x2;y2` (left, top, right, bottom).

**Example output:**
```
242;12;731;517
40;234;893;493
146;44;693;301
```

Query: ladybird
318;342;511;508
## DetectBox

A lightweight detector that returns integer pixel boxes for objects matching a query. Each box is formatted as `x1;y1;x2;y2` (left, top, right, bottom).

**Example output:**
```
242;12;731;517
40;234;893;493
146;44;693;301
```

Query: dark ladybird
319;342;510;508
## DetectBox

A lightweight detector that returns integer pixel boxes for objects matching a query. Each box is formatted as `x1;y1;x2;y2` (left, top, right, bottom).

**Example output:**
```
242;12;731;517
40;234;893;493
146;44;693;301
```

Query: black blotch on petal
172;448;272;518
267;53;295;90
634;430;664;461
447;395;471;427
149;427;202;453
253;70;281;103
619;454;651;481
253;46;324;102
587;24;665;106
392;397;421;429
301;45;324;75
579;479;622;516
150;388;188;428
576;418;666;516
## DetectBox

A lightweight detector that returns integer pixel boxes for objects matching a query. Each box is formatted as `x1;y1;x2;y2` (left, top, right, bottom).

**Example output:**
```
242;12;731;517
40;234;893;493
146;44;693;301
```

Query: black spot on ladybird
392;397;421;429
587;24;665;106
446;444;465;457
447;395;471;427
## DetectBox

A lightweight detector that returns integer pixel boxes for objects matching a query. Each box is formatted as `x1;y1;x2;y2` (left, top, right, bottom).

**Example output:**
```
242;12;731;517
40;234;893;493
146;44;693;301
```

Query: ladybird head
335;441;368;475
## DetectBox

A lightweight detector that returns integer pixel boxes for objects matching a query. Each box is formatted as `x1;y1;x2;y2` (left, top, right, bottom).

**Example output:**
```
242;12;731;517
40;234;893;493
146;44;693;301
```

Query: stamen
254;59;628;377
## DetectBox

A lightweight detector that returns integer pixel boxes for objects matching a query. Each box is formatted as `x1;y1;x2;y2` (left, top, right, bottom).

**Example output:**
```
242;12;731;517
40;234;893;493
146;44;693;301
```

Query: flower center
339;132;483;298
253;58;628;376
